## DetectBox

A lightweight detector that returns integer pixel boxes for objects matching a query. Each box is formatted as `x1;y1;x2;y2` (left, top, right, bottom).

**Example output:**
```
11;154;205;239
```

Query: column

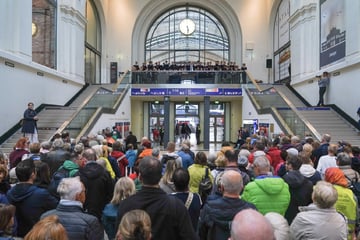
203;96;210;150
163;96;170;148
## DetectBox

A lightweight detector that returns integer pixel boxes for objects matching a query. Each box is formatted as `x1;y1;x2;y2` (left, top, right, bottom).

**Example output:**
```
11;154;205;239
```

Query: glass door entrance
209;116;224;143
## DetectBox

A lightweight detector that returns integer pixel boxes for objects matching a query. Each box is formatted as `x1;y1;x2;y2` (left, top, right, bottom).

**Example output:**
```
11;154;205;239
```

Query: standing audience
24;215;68;240
41;177;104;240
116;209;151;240
290;181;348;239
103;177;136;240
0;203;16;239
78;148;114;220
229;208;275;240
242;156;290;215
6;159;58;237
198;170;256;240
116;156;197;239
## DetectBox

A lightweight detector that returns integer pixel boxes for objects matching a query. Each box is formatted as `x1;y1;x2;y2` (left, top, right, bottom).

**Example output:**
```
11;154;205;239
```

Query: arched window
273;0;290;83
145;6;229;64
85;0;101;84
32;0;57;69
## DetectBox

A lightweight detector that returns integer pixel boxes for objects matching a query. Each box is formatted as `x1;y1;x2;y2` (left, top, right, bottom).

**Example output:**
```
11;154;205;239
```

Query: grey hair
57;177;83;200
52;138;64;149
336;152;351;166
312;181;338;209
253;156;270;172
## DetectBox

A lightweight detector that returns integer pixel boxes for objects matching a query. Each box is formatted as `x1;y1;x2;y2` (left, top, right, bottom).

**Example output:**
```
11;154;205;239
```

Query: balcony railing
130;70;247;84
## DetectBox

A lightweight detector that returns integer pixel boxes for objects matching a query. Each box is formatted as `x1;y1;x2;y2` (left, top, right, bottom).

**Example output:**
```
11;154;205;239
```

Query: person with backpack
48;152;82;199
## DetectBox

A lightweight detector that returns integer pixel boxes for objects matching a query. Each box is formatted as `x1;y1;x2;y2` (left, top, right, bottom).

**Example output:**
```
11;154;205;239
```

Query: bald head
230;209;275;240
221;170;243;196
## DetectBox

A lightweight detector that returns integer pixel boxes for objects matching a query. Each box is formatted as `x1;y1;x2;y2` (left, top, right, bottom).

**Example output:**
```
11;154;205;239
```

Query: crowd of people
132;60;246;72
1;129;360;239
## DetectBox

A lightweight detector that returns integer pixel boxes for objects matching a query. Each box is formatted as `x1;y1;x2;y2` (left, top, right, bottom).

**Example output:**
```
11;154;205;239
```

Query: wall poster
320;0;346;68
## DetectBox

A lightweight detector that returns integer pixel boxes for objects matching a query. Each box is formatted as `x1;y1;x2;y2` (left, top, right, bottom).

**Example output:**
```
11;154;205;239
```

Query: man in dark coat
78;148;114;220
282;155;313;224
41;177;104;240
6;159;58;237
198;170;256;240
125;131;138;150
21;102;39;143
42;138;71;176
116;156;198;240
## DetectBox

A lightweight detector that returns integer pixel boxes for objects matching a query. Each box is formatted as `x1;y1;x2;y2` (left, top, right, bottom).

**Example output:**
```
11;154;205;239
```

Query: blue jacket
177;150;194;169
6;183;58;237
198;196;256;240
102;203;118;240
42;203;104;240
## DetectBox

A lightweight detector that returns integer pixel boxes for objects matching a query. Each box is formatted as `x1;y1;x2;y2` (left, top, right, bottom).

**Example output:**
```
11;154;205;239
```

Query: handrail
74;83;131;142
270;107;295;136
50;86;101;140
275;89;322;140
112;70;130;92
244;87;294;136
245;70;262;91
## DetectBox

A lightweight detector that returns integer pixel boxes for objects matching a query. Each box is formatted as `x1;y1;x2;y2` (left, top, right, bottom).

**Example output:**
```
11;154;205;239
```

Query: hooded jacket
283;170;313;224
79;161;114;219
6;183;58;237
241;176;290;215
299;164;322;185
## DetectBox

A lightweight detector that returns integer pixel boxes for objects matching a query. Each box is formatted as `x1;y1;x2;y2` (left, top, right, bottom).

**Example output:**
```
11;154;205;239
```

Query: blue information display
131;88;242;96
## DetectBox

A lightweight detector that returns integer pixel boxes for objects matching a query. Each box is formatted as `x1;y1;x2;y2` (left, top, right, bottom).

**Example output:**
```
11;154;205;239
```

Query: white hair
57;177;83;200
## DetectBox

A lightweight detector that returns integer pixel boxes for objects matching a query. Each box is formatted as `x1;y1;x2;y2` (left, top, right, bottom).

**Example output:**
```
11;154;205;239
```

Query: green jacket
242;176;290;215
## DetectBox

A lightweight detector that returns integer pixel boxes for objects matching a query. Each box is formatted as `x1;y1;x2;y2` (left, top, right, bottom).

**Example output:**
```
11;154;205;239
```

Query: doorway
209;116;224;143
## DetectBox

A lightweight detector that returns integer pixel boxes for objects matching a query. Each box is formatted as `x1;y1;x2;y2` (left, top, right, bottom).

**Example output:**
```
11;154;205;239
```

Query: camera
315;75;321;78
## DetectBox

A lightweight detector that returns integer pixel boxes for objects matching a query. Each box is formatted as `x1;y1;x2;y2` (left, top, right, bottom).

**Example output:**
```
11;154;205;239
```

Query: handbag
198;168;212;203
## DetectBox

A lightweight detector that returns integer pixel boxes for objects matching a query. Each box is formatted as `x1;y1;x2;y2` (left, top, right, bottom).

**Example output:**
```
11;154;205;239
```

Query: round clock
179;19;195;35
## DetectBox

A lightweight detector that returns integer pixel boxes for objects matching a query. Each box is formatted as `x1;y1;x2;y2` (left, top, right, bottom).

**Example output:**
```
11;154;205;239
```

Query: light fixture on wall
32;22;37;36
214;100;220;104
185;97;189;104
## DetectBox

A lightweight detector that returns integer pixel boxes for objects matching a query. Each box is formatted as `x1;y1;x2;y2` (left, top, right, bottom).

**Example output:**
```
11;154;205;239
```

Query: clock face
179;19;195;35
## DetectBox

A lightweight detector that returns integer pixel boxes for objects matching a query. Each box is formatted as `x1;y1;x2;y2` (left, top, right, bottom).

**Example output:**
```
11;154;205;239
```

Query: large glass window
85;0;101;84
145;6;229;64
32;0;57;68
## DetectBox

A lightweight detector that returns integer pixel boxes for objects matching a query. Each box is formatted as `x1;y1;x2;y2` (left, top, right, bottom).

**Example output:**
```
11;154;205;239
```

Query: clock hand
187;26;189;34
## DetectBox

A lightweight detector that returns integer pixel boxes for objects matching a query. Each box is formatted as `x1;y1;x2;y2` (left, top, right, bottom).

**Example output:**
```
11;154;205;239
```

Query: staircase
252;84;360;147
0;85;103;156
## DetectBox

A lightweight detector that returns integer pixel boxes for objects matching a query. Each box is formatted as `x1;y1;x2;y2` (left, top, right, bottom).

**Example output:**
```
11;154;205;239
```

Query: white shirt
316;155;337;179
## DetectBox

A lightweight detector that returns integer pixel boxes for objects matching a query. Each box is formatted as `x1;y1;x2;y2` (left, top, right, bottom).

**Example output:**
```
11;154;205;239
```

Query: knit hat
324;167;348;187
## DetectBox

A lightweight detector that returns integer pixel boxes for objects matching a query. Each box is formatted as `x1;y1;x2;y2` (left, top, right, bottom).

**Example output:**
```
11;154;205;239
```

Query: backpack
48;167;70;199
345;175;360;200
199;168;213;204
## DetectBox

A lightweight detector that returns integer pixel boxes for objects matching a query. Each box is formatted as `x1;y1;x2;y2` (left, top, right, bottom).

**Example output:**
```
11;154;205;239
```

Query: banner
320;0;346;67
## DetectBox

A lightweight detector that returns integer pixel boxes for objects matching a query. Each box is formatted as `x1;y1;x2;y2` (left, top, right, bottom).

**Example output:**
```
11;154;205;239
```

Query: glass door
209;117;224;143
